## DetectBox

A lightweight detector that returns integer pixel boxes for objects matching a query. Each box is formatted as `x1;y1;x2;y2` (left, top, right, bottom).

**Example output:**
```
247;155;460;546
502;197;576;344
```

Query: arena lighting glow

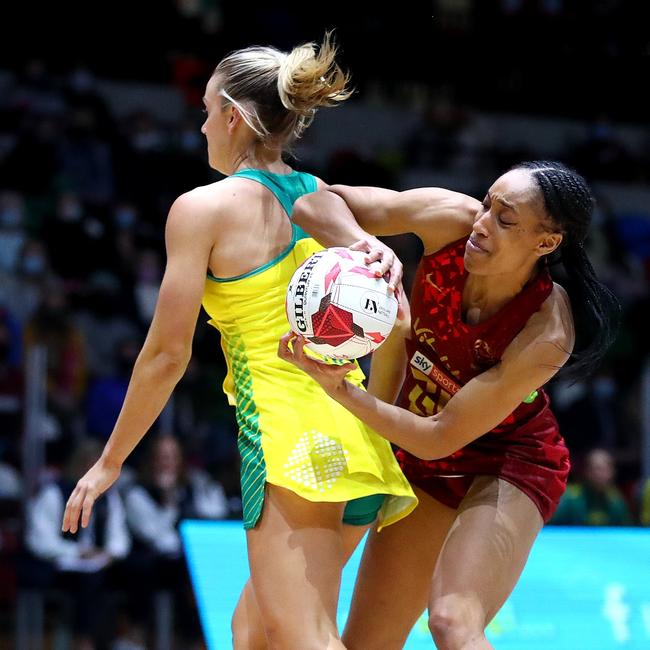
181;522;650;649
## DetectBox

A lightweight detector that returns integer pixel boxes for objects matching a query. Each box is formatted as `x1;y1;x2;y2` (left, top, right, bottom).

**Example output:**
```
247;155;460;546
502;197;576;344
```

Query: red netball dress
396;237;570;522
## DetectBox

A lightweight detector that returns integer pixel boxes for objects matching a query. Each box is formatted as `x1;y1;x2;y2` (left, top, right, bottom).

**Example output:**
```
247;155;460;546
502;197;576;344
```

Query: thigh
430;476;544;625
344;486;457;650
246;484;347;647
233;518;370;650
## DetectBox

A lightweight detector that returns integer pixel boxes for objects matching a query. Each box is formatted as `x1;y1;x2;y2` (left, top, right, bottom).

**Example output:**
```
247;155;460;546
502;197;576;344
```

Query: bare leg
242;484;374;650
428;477;544;650
343;486;457;650
232;518;370;649
232;580;267;650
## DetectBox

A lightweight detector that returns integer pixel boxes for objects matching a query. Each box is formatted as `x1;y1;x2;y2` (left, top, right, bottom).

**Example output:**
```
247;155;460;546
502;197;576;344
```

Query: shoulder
501;282;574;377
534;282;575;355
165;179;244;241
168;181;232;221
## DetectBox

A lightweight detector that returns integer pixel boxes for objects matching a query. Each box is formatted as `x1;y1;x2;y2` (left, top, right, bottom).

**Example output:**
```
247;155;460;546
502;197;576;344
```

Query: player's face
200;75;233;173
464;169;563;277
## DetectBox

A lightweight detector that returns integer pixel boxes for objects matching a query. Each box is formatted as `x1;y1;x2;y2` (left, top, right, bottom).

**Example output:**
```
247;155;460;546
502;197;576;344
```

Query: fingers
349;239;371;253
349;240;403;292
278;331;311;369
293;333;306;356
396;295;405;320
278;331;297;361
387;258;403;292
81;493;96;529
63;484;86;534
394;283;411;322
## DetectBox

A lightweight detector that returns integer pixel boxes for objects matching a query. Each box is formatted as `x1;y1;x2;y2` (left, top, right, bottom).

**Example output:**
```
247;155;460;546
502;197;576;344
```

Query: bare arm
279;288;573;460
293;184;479;255
63;188;219;532
366;290;411;404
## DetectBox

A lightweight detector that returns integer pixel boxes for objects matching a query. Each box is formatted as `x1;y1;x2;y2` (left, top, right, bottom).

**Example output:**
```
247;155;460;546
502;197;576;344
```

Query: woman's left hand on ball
278;332;355;394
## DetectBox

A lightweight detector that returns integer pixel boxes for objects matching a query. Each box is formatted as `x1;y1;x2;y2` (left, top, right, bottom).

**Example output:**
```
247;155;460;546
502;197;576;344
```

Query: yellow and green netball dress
202;169;417;530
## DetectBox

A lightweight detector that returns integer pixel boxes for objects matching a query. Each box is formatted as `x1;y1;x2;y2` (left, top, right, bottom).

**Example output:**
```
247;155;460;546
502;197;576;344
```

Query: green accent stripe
207;169;316;282
227;333;266;529
232;168;296;216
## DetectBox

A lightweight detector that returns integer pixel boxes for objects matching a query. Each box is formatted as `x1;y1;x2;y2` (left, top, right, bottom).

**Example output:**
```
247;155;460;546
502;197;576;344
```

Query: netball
285;247;398;359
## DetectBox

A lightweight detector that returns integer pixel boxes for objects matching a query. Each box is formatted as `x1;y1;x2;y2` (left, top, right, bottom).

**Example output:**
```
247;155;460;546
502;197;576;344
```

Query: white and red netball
285;247;398;359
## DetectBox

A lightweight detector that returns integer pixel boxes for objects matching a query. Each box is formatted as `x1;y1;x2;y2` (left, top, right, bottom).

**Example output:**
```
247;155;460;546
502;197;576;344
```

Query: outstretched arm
293;184;479;255
62;188;218;533
279;289;573;460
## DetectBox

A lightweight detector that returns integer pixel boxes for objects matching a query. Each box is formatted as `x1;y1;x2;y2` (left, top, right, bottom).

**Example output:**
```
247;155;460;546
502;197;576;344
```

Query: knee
428;596;485;650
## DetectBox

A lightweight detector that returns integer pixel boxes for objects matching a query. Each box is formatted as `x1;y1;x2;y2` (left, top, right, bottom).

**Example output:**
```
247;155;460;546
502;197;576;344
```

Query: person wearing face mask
120;434;227;647
0;239;49;326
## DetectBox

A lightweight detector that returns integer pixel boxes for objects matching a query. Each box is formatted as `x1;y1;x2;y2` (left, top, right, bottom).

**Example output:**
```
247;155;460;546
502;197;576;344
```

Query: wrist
99;450;123;471
328;377;352;402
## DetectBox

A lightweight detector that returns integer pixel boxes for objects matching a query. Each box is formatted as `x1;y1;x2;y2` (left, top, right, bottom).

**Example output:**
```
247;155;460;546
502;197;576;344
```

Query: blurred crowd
2;0;650;647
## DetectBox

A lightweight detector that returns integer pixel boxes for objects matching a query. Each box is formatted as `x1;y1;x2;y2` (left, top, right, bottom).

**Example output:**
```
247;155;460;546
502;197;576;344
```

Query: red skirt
395;406;570;523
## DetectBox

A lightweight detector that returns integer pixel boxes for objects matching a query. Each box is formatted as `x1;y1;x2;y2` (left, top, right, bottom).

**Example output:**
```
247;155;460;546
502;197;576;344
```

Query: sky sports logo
410;351;460;394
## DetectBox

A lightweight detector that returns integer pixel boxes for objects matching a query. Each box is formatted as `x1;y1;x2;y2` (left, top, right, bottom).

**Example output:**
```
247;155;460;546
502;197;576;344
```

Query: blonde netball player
62;35;416;649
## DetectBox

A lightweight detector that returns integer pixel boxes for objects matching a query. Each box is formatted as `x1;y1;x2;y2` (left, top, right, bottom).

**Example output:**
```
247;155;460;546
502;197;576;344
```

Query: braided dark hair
512;161;621;382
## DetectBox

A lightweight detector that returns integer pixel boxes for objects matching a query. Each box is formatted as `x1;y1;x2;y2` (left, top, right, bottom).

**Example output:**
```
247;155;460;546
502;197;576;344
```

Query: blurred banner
181;521;650;649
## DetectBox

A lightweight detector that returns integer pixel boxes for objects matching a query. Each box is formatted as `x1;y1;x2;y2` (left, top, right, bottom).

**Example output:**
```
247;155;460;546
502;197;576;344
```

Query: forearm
367;329;408;404
331;381;442;460
293;190;376;247
102;351;188;466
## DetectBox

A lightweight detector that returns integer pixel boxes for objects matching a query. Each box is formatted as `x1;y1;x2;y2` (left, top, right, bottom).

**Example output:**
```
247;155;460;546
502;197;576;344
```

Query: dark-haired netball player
285;160;620;649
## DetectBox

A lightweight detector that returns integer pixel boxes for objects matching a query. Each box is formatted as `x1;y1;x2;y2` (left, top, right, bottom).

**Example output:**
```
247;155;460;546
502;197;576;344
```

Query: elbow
416;449;440;462
143;347;191;377
413;416;449;461
158;349;190;374
292;195;312;227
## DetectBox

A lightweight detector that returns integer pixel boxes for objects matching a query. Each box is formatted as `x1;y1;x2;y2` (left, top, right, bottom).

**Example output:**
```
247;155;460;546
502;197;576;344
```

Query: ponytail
213;33;352;148
514;161;621;382
557;238;620;382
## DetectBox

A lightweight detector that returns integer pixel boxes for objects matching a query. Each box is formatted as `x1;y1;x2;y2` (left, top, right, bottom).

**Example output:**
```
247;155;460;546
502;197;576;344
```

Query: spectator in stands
24;282;87;460
85;337;141;441
0;190;27;274
75;271;140;379
0;239;50;326
550;448;633;526
122;433;227;647
24;438;130;650
0;314;23;472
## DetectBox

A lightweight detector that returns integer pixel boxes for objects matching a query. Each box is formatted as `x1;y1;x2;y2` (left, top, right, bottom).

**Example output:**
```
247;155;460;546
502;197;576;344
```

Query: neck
463;262;539;324
232;141;291;175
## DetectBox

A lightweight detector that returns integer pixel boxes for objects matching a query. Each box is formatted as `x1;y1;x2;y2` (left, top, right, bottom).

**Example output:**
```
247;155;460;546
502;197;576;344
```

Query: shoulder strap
231;169;317;217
